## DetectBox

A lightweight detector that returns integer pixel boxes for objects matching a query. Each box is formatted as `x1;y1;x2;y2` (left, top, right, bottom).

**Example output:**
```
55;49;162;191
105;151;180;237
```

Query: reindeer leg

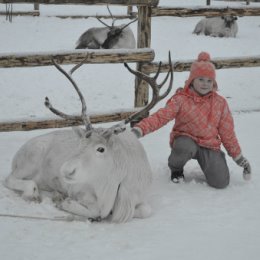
111;184;135;223
87;40;101;49
55;198;100;221
4;174;41;202
51;190;67;204
134;202;152;219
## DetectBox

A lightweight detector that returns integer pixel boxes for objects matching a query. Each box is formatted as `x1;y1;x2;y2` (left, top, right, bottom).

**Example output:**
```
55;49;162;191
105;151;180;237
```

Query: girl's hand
131;127;143;138
235;155;252;180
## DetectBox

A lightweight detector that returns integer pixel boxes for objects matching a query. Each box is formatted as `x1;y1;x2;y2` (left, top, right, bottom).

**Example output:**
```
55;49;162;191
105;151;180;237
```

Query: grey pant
168;136;230;189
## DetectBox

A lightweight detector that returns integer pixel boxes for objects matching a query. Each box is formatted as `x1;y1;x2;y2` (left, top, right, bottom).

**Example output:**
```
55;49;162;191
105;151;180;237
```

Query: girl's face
192;77;214;96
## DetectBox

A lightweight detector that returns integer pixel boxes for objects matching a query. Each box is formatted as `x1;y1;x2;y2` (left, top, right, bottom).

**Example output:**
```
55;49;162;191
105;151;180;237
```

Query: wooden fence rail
0;0;159;6
1;51;258;72
151;6;260;17
143;55;260;74
0;110;139;132
0;10;40;16
0;48;155;68
1;4;260;18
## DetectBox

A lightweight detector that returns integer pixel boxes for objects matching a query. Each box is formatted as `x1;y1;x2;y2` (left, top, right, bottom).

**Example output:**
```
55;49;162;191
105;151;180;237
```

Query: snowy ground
0;1;260;260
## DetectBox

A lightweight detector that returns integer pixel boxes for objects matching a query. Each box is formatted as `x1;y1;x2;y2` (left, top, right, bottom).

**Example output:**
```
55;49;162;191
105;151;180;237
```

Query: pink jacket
135;88;241;158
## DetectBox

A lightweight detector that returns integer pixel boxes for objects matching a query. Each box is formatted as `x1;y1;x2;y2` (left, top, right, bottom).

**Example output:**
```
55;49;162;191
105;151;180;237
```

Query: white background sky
0;1;260;260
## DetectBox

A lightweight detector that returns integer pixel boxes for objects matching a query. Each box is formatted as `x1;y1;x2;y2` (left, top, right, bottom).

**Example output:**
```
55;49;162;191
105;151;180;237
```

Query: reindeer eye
97;147;105;153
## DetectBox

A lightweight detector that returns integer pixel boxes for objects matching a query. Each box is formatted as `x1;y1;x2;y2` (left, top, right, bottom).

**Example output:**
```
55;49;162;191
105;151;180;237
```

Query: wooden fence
0;0;260;132
0;53;259;132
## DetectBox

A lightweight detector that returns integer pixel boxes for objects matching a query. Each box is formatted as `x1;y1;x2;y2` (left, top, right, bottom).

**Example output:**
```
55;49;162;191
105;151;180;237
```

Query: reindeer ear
101;124;126;140
101;129;113;140
72;127;86;138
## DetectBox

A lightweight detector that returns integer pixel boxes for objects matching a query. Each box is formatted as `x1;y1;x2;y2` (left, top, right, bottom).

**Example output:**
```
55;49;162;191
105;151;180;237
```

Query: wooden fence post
135;5;151;109
34;3;39;11
127;6;133;15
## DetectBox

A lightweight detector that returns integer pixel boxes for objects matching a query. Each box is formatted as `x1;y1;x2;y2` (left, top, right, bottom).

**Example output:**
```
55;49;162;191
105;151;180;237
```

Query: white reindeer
75;7;136;49
4;54;173;223
193;15;238;38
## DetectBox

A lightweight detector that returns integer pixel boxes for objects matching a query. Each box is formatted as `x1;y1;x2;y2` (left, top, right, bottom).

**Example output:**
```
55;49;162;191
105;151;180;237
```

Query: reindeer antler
45;52;173;137
45;58;93;132
96;17;112;29
124;51;173;125
106;4;117;27
120;18;138;31
96;5;117;29
104;52;173;136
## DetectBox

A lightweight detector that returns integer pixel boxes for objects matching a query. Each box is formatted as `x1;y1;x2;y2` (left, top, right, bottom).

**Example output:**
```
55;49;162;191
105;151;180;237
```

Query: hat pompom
197;52;211;62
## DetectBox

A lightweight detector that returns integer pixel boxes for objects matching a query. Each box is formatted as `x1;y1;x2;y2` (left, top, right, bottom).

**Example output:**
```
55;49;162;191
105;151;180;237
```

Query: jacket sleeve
218;100;241;158
135;94;181;136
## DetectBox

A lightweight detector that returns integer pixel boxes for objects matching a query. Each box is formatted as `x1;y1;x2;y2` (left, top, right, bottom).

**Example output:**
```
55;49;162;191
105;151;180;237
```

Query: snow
0;1;260;259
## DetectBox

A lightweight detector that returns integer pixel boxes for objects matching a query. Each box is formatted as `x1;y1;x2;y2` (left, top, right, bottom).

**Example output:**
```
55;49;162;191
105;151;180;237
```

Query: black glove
235;155;251;180
131;127;143;138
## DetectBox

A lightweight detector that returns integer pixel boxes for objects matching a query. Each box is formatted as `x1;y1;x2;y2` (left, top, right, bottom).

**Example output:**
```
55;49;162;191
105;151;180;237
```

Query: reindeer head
59;129;115;185
221;15;238;28
96;5;137;49
96;19;137;49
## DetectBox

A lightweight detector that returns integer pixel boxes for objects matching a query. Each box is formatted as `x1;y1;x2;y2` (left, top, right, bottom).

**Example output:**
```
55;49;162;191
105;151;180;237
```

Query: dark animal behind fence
75;20;136;49
75;5;137;50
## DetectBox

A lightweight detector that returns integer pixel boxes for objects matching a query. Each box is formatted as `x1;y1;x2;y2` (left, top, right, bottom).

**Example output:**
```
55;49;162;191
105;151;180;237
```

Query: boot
171;170;184;183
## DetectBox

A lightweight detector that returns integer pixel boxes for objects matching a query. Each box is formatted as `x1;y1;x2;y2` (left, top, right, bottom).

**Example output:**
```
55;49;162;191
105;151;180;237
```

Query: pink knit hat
184;52;218;90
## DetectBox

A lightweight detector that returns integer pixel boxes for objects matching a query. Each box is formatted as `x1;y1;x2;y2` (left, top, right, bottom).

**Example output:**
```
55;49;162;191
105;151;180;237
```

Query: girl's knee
201;149;230;189
207;174;230;189
168;137;198;170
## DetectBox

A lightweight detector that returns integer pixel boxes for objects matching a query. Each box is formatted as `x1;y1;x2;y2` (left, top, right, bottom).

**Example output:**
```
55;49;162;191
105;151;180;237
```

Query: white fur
5;127;152;223
193;16;238;38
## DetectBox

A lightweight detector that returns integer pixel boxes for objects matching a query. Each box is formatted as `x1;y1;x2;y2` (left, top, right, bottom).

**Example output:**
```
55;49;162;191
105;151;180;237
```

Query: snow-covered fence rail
0;0;159;6
0;10;39;16
53;13;136;19
142;55;260;74
0;48;155;68
0;110;140;132
119;6;260;19
0;0;158;18
151;6;260;17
